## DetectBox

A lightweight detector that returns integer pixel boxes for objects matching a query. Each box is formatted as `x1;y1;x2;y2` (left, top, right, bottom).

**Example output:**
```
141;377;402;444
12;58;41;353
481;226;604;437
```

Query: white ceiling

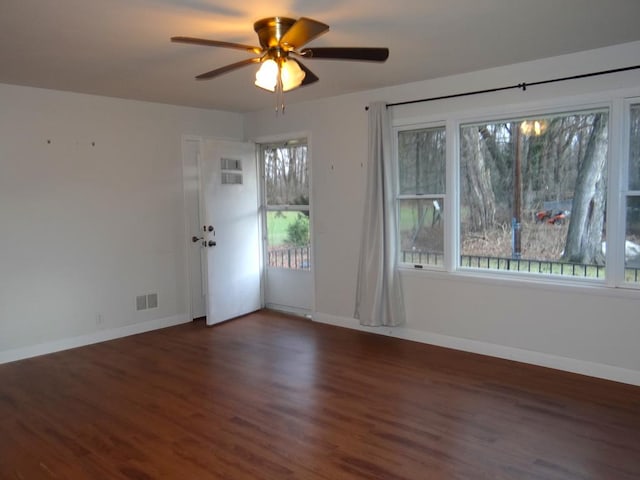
2;0;640;113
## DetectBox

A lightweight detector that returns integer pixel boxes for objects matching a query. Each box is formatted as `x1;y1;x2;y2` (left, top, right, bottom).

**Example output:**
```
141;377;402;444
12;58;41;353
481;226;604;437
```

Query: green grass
398;201;442;230
266;211;304;247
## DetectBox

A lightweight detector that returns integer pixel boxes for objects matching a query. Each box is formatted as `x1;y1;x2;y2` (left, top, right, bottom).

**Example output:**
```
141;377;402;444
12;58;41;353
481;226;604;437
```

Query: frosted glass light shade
255;59;279;91
280;59;305;91
254;58;306;92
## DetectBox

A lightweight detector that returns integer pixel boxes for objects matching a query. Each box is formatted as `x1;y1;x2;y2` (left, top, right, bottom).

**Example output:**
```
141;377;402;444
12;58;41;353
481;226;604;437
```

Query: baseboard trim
0;314;190;365
265;303;313;319
313;312;640;387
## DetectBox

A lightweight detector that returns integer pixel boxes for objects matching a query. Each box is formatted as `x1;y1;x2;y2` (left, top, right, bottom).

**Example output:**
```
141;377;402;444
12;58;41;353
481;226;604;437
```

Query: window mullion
606;98;626;286
266;205;309;211
446;118;458;273
397;194;442;200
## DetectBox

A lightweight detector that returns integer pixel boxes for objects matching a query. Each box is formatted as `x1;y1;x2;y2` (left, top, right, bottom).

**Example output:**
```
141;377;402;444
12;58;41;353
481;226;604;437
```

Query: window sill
399;265;640;300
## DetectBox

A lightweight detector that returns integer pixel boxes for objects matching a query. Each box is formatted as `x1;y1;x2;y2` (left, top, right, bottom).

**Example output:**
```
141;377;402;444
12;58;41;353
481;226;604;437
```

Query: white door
199;139;261;325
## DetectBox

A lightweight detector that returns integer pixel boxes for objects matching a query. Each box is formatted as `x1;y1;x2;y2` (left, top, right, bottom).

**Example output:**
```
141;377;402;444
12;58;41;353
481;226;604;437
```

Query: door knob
208;240;217;247
192;236;203;243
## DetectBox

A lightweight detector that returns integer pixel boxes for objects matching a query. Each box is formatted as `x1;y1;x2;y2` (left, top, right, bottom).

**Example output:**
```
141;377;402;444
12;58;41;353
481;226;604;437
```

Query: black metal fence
459;254;606;278
626;267;640;283
402;251;445;266
402;250;640;281
268;246;640;280
268;246;311;270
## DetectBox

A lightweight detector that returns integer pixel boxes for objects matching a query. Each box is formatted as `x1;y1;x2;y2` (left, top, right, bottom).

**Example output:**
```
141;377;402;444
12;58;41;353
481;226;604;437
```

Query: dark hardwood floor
1;310;639;479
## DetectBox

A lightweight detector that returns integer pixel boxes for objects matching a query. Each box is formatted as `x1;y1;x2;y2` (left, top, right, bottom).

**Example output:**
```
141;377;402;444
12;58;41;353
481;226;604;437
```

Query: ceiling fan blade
280;17;329;49
195;57;261;80
296;60;319;86
301;47;389;62
171;36;262;54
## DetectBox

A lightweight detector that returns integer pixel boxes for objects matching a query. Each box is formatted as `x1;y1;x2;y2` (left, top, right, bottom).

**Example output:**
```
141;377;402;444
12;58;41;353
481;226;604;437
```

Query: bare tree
263;144;308;206
461;128;496;232
563;113;608;264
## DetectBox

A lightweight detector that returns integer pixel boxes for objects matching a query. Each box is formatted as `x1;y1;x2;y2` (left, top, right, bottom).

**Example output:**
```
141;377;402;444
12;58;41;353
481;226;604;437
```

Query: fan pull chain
274;66;286;115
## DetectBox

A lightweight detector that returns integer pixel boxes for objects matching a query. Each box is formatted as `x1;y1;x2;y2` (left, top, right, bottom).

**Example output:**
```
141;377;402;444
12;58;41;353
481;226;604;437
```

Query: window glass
399;198;444;266
264;143;309;207
397;126;446;267
262;142;310;270
460;110;609;279
398;127;446;195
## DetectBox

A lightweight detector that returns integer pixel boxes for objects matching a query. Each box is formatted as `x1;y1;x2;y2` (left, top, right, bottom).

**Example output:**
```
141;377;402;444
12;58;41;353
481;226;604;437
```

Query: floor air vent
136;293;158;311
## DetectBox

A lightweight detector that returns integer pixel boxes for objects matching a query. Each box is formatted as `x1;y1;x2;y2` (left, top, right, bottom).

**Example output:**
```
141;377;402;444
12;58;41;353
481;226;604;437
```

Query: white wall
0;84;243;361
244;41;640;385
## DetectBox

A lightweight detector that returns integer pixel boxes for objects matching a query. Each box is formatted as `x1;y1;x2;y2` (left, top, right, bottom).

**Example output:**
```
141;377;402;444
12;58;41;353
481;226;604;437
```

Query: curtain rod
365;64;640;110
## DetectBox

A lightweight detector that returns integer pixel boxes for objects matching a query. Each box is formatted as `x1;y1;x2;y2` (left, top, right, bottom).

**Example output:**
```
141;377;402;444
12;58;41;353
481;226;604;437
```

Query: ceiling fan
171;16;389;109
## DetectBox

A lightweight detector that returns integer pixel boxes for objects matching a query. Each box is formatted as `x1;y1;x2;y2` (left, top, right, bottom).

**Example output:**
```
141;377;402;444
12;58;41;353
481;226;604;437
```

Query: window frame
259;138;311;271
392;89;640;291
622;98;640;287
457;106;611;282
393;122;448;271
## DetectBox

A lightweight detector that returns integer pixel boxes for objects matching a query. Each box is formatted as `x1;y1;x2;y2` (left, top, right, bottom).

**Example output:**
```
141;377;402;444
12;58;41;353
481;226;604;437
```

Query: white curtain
354;102;405;327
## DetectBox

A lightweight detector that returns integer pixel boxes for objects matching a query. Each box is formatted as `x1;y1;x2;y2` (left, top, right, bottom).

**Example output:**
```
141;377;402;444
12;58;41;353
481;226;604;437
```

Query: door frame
252;131;316;317
181;134;204;322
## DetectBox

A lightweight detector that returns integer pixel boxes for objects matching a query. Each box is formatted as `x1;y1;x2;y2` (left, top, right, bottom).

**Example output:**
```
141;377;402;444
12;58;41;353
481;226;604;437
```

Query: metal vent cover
220;157;243;185
136;295;147;311
221;157;242;171
221;172;243;185
147;293;158;309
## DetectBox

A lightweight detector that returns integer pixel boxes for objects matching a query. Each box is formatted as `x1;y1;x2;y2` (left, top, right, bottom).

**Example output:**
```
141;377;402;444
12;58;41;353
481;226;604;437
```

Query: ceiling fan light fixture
280;59;305;92
254;58;306;93
173;15;388;110
254;58;279;91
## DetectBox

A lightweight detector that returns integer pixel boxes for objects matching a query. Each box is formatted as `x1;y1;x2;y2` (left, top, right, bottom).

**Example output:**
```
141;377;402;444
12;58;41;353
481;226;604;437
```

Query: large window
393;99;640;287
261;140;310;270
460;110;609;279
396;126;446;267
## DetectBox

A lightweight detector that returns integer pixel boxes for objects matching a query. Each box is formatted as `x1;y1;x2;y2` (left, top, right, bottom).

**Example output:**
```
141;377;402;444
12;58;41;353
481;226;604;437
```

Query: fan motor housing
253;17;296;49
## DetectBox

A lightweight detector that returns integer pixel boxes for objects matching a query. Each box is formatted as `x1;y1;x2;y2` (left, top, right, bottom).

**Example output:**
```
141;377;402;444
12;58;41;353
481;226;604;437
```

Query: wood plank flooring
1;310;639;479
